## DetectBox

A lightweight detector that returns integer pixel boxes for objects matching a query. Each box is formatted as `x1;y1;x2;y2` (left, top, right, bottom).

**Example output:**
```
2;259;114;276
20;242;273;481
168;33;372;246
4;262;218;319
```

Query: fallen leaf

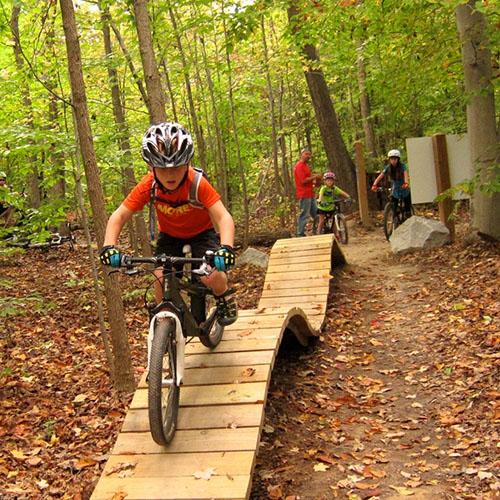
241;367;256;377
193;467;216;480
73;393;87;403
389;486;415;496
105;461;137;476
313;462;329;472
237;330;252;337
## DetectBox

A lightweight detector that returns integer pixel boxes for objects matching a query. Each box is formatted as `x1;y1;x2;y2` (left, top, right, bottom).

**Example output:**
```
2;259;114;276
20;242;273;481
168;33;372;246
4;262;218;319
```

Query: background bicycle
380;188;415;240
317;199;351;244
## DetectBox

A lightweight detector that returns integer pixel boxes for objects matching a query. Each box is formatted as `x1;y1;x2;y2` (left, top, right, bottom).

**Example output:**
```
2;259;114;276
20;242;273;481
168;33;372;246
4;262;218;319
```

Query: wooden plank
217;328;282;341
112;428;260;454
130;382;267;409
260;278;331;290
139;365;270;388
259;286;329;298
185;350;274;369
122;404;264;432
267;253;331;264
263;270;332;281
267;260;330;273
185;338;279;354
103;451;255;477
273;234;333;246
91;475;249;499
256;296;327;306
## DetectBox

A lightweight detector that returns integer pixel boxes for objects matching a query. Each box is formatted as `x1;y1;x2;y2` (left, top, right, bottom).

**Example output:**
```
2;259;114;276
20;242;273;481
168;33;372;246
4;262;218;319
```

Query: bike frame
122;255;218;340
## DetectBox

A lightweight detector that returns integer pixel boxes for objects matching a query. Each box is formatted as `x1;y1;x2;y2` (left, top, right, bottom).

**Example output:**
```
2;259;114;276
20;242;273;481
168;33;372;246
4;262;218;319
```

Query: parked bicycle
379;188;415;241
3;225;76;251
117;248;224;446
318;199;351;244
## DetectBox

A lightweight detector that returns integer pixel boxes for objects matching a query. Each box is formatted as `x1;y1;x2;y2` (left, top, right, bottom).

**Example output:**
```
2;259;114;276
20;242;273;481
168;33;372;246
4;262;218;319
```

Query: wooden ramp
91;234;345;500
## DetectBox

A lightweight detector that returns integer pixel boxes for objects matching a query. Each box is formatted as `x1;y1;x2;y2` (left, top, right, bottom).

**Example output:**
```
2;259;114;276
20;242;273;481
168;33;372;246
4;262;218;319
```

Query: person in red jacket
294;149;322;236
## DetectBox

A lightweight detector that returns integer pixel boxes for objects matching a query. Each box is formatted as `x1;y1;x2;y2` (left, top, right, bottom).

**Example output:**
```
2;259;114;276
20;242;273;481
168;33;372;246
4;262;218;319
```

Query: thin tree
100;3;150;256
221;1;249;247
59;0;134;391
9;5;41;209
287;3;357;196
133;0;167;122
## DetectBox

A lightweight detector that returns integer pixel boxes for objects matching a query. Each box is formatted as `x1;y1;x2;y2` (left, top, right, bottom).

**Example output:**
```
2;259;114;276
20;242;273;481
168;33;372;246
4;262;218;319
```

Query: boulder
390;216;450;254
235;247;269;269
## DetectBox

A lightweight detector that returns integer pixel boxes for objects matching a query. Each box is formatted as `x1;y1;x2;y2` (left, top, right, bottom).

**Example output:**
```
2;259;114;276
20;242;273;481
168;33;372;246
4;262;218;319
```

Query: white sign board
405;134;472;204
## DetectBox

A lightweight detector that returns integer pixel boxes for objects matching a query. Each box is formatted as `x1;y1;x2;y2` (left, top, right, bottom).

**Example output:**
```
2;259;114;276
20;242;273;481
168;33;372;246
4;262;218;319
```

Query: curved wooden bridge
91;234;345;499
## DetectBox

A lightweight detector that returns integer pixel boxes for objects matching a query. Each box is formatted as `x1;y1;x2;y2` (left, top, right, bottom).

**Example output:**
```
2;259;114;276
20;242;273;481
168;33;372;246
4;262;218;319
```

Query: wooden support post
432;134;455;240
354;141;371;227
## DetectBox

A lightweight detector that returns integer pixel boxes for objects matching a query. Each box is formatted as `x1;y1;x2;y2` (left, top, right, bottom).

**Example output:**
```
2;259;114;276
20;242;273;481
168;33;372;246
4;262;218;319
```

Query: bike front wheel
335;214;348;244
148;318;180;446
383;202;395;241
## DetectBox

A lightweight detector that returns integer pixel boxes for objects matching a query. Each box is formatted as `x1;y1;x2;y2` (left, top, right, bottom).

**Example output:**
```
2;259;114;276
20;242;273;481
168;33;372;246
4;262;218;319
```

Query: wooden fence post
354;141;371;227
432;133;455;240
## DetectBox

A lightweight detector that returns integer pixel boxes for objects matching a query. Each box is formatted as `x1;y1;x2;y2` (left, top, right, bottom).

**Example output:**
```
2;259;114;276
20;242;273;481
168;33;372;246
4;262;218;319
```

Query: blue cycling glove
211;245;235;272
99;245;122;267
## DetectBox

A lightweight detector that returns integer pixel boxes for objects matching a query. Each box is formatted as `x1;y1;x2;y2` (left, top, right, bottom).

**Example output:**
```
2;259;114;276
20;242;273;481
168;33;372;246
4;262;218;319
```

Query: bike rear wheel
336;214;348;244
199;319;224;348
383;202;395;241
148;318;179;446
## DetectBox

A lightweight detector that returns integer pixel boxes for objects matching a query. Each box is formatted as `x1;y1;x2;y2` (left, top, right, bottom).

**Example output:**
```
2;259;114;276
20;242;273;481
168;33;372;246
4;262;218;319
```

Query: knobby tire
148;318;179;446
383;202;395;241
336;214;349;244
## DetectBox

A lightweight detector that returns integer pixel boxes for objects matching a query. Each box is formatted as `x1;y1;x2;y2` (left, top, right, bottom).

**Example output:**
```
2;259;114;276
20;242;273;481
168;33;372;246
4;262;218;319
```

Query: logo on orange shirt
157;203;191;217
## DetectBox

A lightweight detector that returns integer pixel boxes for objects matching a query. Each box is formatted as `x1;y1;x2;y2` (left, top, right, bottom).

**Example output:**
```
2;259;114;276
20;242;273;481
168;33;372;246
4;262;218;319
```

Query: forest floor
0;217;498;499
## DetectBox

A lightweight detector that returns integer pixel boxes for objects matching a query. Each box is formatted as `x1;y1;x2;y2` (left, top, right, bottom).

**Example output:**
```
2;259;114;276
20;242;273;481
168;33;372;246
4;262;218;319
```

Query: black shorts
155;228;220;258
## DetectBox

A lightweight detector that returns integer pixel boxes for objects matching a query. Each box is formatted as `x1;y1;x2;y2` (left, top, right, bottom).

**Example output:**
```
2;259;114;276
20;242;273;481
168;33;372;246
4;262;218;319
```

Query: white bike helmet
387;149;401;158
141;122;194;168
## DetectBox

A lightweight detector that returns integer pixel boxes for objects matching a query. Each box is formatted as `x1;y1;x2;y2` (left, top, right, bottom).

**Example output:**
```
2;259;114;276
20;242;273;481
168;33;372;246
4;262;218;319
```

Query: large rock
390;216;450;254
235;247;269;269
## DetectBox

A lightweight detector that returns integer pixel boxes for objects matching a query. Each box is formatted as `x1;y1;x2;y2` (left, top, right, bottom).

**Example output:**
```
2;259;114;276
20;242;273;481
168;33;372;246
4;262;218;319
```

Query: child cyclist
371;149;411;218
99;122;237;326
316;171;351;235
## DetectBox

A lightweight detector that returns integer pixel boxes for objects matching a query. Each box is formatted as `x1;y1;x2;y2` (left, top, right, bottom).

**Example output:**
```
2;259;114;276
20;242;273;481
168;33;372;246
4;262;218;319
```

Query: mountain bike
382;192;415;241
319;199;350;244
3;224;76;251
118;250;224;446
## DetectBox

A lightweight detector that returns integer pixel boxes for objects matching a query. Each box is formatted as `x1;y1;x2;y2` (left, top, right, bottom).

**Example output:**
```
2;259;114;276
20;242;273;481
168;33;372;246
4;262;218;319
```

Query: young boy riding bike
99;122;237;326
316;171;351;235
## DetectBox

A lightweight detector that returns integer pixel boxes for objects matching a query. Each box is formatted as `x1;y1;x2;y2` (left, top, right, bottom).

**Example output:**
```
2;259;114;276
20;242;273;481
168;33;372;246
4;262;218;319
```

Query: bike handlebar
122;254;208;267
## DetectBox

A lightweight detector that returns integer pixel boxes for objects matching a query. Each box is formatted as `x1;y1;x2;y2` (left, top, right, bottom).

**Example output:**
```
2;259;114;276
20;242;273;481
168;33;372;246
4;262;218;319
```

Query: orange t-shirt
123;168;221;239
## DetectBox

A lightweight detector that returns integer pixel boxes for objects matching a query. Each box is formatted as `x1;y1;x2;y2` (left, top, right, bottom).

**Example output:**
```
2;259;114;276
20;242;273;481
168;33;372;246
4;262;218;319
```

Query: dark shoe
215;288;238;326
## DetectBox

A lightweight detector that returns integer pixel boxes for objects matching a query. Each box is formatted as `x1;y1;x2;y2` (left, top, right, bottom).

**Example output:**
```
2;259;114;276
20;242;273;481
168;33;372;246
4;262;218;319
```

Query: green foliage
0;294;57;318
0;0;497;229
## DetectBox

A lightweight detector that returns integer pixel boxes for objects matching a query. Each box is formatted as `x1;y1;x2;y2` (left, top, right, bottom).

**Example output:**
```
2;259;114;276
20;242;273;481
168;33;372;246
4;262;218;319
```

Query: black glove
99;245;122;267
211;245;235;271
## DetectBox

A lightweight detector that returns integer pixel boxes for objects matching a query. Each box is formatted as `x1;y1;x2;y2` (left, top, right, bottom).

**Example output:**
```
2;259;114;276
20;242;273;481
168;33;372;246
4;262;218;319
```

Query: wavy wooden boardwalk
91;234;345;499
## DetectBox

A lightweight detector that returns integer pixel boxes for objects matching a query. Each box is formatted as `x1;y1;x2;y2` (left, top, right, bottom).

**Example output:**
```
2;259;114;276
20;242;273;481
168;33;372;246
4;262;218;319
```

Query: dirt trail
251;229;497;499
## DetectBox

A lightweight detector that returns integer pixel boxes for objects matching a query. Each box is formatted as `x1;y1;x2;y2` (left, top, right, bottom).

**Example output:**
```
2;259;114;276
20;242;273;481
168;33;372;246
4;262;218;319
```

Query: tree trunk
133;0;167;123
111;22;149;108
167;6;207;171
261;15;283;197
356;40;377;158
158;54;179;122
199;34;229;205
59;0;134;392
222;1;249;247
456;1;500;240
101;3;151;256
287;4;357;197
10;5;41;209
